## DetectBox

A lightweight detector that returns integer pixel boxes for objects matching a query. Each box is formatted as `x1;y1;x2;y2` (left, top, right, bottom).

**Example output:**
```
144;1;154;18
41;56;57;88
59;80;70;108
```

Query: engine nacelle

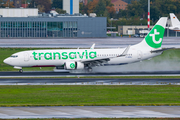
64;62;84;70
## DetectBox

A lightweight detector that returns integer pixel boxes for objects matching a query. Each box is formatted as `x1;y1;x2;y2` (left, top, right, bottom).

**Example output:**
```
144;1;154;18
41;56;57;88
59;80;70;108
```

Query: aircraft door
24;53;29;62
137;51;142;59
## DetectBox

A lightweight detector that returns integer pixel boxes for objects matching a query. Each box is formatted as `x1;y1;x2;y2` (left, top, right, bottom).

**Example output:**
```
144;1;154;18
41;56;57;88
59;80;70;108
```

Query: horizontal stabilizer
151;47;174;53
169;27;180;30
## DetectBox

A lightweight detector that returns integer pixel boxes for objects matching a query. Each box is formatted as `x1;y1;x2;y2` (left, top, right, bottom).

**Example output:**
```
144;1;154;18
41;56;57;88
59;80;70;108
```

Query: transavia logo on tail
70;63;75;69
145;25;165;48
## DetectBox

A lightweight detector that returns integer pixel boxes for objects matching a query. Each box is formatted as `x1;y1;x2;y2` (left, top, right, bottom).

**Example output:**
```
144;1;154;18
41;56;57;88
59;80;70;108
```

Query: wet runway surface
0;106;180;118
0;37;180;48
0;71;180;85
0;78;180;85
1;71;180;77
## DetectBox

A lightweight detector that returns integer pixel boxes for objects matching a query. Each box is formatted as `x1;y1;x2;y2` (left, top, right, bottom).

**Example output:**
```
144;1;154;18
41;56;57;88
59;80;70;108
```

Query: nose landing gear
13;67;23;73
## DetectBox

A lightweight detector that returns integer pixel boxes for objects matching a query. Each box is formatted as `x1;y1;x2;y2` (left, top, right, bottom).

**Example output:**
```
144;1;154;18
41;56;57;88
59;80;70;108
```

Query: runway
0;71;180;85
0;72;180;119
1;71;180;77
0;37;180;48
0;78;179;85
0;106;180;119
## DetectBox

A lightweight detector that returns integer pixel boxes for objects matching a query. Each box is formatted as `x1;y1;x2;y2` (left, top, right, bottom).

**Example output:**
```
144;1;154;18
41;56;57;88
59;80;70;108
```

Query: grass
1;48;180;72
0;85;180;107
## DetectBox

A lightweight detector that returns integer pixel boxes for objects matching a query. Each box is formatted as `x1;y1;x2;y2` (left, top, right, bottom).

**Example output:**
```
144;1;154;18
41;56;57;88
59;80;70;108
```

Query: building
0;8;38;17
84;0;88;5
63;0;79;15
111;0;128;12
82;0;88;5
0;11;106;38
21;4;29;8
118;25;153;35
118;25;180;37
79;0;88;5
13;0;22;8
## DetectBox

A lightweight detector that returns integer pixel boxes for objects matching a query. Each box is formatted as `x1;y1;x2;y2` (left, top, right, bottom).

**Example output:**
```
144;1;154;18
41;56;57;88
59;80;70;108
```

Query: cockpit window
10;55;18;58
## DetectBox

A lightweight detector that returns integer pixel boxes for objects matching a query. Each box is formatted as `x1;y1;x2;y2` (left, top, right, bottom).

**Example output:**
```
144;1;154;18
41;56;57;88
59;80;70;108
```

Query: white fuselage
3;45;161;69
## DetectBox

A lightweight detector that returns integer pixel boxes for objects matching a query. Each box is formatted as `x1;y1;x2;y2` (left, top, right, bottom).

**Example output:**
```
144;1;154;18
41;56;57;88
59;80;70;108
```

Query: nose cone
3;58;11;65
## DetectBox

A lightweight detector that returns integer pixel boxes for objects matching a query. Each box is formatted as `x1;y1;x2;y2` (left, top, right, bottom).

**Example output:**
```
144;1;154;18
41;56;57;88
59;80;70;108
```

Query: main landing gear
19;69;23;73
88;68;92;72
85;67;92;73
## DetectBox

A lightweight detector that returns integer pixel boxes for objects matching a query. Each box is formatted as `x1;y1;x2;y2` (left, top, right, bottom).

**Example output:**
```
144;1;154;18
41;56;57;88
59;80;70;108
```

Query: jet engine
64;62;84;70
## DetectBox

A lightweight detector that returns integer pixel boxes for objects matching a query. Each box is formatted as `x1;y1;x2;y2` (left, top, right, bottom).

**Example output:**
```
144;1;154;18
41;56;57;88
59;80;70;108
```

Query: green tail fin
145;17;167;48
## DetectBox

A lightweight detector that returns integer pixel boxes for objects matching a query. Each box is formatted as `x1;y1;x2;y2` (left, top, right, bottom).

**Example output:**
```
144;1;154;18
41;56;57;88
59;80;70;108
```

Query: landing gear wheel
19;69;23;73
88;68;92;72
85;67;93;73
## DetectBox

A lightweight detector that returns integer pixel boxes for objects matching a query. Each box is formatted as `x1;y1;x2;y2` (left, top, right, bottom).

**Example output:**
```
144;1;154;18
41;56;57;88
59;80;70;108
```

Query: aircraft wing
78;45;130;67
80;57;111;67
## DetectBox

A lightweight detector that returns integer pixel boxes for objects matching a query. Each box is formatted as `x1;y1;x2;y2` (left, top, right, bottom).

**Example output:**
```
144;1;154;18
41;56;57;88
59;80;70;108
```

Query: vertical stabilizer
136;17;167;49
170;13;180;27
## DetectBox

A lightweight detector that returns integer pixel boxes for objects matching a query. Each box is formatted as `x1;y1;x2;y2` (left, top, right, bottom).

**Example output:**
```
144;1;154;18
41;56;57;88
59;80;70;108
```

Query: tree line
80;0;180;30
1;0;179;23
82;0;180;22
1;0;180;31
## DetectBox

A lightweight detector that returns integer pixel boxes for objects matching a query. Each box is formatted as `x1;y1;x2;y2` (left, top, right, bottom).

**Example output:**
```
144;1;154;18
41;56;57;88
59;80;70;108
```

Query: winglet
90;43;95;49
118;45;130;57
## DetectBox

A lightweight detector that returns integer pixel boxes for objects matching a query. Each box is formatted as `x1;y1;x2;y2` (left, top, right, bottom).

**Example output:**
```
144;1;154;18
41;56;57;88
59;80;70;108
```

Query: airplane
169;13;180;32
4;17;168;73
